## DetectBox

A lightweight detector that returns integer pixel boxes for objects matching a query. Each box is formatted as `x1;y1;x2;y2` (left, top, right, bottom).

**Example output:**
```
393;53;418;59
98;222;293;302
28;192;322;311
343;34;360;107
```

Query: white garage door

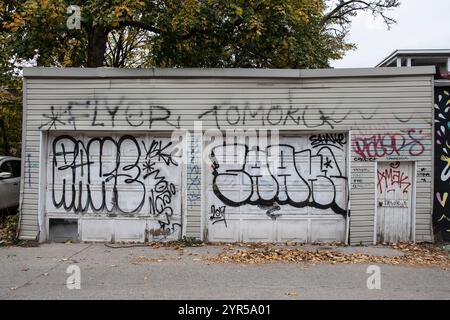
46;133;183;242
206;133;348;243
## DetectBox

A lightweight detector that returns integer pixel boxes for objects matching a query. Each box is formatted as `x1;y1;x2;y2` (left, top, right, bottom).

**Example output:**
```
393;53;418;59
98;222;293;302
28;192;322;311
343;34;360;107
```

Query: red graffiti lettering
377;162;411;194
353;129;425;159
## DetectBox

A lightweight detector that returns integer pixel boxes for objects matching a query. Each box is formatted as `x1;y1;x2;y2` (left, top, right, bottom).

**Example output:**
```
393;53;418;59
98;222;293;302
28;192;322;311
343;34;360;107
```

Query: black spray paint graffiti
40;100;412;132
142;140;181;235
434;88;450;240
198;104;356;130
309;133;347;150
40;106;66;129
210;142;348;216
196;104;394;130
258;204;282;220
210;205;227;227
51;135;180;236
52;135;145;214
40;101;181;131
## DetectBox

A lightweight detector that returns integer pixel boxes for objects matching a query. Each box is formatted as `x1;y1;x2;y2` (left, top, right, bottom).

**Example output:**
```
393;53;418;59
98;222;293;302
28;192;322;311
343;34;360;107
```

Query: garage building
18;67;435;245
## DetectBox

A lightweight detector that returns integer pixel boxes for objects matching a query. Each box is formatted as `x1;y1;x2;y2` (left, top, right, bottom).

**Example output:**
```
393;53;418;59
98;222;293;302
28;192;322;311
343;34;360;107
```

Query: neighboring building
18;67;435;245
377;49;450;241
376;49;450;80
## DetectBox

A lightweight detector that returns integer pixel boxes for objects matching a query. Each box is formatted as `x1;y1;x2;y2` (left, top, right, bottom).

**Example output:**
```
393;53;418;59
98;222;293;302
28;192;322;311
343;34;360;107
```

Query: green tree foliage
1;0;400;68
0;3;22;156
0;85;21;157
0;0;400;156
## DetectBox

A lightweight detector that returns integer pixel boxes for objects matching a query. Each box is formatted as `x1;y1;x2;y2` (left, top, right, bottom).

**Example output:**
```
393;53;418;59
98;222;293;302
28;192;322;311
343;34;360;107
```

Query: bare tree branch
118;20;161;35
321;0;400;31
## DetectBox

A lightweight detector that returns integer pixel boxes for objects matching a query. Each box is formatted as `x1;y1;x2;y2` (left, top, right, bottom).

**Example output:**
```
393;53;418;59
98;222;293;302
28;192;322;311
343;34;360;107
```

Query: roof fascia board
23;66;436;79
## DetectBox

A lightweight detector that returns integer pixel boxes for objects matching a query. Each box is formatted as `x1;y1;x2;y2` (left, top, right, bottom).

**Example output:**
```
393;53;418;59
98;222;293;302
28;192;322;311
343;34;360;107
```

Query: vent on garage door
49;219;78;243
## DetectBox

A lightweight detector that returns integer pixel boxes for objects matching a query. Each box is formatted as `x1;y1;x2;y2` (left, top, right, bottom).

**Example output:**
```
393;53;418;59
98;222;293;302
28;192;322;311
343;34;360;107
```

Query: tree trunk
87;26;109;67
0;117;10;155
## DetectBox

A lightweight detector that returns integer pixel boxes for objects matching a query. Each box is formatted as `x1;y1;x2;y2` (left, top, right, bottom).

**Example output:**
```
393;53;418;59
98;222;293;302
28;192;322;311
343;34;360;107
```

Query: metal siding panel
19;78;40;240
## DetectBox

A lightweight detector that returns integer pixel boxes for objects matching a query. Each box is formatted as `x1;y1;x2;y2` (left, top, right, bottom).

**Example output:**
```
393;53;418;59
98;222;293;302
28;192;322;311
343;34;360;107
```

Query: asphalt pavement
0;243;448;300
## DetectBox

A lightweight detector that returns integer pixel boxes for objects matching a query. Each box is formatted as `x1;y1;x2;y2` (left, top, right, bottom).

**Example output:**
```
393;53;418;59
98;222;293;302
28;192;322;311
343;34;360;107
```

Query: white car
0;156;21;211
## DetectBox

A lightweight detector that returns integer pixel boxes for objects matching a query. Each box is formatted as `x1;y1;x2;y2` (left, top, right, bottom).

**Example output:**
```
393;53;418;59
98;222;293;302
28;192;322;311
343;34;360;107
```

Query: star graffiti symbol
324;157;333;169
142;160;157;178
39;106;66;130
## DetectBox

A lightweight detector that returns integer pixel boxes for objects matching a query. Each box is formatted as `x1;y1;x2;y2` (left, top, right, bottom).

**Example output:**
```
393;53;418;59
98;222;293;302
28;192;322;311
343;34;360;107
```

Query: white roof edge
376;49;450;67
435;80;450;87
375;49;399;67
23;66;436;79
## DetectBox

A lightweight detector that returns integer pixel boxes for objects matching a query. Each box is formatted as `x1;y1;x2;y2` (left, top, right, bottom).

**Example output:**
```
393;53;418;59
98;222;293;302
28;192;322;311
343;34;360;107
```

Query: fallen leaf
205;243;450;269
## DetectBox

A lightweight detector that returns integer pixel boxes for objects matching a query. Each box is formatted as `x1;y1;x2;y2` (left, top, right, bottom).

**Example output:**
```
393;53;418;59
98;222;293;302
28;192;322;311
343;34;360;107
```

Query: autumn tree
0;1;400;155
1;0;400;69
0;86;21;156
0;3;22;156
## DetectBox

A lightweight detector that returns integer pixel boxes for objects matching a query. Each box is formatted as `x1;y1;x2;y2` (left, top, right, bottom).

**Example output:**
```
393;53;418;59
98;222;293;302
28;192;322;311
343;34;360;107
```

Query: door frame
38;130;49;242
374;160;416;244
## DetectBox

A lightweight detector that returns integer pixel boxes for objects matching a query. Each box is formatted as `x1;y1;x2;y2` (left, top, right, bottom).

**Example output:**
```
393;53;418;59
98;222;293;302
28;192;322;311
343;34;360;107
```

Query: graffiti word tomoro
198;104;352;130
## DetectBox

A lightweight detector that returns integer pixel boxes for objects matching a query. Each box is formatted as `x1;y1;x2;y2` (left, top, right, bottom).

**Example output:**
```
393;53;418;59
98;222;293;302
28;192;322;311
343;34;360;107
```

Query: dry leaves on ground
104;238;204;250
206;243;450;269
0;218;16;246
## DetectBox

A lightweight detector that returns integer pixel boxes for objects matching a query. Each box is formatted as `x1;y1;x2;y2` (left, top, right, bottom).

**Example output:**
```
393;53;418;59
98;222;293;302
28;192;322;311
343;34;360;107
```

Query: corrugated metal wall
19;68;434;244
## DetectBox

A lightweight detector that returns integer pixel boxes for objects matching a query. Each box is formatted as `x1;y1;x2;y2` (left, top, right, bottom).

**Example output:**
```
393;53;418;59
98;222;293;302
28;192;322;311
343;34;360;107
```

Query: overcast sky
330;0;450;68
